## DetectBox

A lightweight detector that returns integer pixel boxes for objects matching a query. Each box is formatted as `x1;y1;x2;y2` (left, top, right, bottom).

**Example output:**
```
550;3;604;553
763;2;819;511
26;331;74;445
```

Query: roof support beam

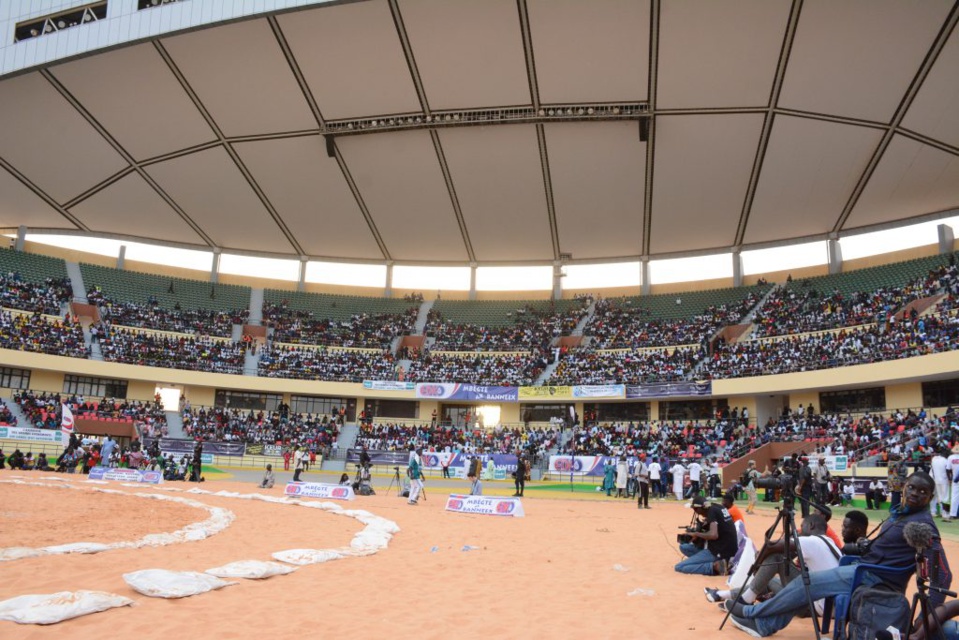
833;2;959;233
733;0;803;247
641;0;660;256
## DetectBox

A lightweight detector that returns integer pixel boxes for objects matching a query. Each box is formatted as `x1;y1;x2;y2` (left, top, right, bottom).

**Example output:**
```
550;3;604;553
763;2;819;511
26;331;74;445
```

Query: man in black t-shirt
675;495;739;576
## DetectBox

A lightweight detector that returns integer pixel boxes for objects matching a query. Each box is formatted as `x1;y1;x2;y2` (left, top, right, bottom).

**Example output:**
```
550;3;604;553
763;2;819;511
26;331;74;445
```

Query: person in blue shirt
728;471;952;637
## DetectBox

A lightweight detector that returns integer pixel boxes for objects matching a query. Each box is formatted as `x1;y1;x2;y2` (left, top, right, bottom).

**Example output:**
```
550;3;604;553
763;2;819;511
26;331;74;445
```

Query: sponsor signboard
161;451;214;464
363;380;415;391
0;426;61;443
444;494;525;517
415;383;518;402
625;381;712;398
284;482;355;501
518;385;572;398
572;384;625;398
88;466;163;484
806;455;849;473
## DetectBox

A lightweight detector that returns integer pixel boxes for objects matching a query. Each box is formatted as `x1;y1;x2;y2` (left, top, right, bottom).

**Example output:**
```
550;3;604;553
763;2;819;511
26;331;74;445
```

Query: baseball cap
686;495;707;508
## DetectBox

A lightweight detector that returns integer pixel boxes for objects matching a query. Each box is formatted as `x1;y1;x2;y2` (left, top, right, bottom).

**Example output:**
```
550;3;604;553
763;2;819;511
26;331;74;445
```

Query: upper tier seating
426;299;588;351
82;263;249;336
0;248;72;314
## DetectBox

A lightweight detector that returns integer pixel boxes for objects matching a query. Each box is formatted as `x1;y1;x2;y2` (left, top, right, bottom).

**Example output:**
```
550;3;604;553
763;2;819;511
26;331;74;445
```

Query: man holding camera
674;495;738;576
727;472;952;638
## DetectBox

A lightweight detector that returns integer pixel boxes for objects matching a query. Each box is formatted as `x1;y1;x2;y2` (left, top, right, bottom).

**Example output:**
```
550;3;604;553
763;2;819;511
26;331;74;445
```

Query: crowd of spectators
0;399;15;425
181;405;339;454
751;259;959;338
700;311;959;380
258;345;396;382
0;311;88;358
583;291;763;349
425;303;586;351
10;390;169;435
549;345;701;385
404;350;548;386
264;302;417;348
98;326;244;375
355;421;559;461
0;272;73;315
88;288;246;338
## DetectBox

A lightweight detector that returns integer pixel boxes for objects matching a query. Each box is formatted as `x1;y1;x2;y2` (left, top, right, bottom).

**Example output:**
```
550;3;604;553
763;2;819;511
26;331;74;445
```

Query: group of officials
675;470;957;638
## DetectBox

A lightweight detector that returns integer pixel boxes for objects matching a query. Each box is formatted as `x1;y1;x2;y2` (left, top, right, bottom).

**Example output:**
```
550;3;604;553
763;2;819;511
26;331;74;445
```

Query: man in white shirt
688;460;703;498
648;458;662;499
949;447;959;520
671;461;687;500
932;448;951;520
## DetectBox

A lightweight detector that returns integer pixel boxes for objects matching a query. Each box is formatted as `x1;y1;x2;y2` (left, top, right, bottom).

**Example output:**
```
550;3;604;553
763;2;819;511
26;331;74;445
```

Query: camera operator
727;472;952;638
705;513;840;612
674;495;738;576
359;445;372;471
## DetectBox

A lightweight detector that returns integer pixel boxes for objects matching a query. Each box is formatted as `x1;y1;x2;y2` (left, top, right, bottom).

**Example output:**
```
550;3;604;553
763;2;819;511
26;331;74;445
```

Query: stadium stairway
571;299;597;336
742;283;782;324
243;348;259;376
414;299;434;334
164;410;185;439
248;288;263;325
2;395;30;426
534;360;560;386
321;422;358;472
65;261;87;303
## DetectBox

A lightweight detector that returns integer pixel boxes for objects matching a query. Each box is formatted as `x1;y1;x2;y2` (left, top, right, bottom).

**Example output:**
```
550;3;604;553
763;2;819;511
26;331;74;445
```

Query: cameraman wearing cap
674;495;738;576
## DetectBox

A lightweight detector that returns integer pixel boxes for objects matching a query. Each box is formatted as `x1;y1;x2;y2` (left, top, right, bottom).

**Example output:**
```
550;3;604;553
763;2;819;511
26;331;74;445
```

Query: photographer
674;495;738;576
727;472;952;638
705;513;840;612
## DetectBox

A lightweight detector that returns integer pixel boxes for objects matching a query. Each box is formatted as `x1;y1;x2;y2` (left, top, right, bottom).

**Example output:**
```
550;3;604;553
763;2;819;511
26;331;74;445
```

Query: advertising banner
625;381;712;398
572;384;625;398
345;450;521;476
415;383;518;402
161;451;214;464
245;443;284;457
444;494;525;517
518;385;572;398
548;454;643;477
0;426;62;443
363;380;415;391
284;482;355;501
806;455;849;473
89;466;163;484
145;438;245;457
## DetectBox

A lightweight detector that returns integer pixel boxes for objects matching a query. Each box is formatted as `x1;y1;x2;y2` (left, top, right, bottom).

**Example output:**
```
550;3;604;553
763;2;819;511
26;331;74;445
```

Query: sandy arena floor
1;471;954;640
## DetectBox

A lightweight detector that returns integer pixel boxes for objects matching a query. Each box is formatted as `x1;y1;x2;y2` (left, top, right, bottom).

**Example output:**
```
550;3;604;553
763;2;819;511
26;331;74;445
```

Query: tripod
719;493;821;636
385;466;403;497
906;550;956;640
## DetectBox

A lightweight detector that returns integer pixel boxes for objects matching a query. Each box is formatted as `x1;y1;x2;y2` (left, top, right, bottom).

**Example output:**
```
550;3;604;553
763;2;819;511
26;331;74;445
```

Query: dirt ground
1;471;953;640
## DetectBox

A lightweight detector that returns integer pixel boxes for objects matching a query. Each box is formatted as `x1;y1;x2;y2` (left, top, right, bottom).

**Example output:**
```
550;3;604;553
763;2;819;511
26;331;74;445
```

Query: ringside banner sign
284;482;355;501
415;383;518;402
0;426;61;443
89;466;163;484
444;494;525;517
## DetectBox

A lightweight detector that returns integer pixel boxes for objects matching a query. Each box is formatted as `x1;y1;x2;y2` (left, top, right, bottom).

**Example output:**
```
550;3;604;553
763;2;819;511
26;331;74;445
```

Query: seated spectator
258;345;395;382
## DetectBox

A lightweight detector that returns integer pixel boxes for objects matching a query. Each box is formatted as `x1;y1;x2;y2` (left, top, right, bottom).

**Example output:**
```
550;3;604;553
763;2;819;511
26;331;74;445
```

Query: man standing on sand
292;445;305;482
408;446;424;505
514;453;526;497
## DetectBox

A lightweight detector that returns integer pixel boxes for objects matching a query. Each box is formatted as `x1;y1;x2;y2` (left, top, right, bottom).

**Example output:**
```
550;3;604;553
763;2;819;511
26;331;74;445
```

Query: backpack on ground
844;584;910;640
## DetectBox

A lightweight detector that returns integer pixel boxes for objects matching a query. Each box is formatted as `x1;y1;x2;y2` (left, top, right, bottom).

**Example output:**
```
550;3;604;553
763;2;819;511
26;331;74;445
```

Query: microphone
903;521;936;554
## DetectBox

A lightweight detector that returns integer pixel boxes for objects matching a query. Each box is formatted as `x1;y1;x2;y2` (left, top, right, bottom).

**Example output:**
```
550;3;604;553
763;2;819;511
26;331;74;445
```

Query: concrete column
938;223;955;255
732;249;743;287
15;225;26;251
827;237;842;275
117;244;126;270
297;257;307;292
385;262;394;297
552;261;563;300
211;249;221;283
641;258;650;296
469;264;477;301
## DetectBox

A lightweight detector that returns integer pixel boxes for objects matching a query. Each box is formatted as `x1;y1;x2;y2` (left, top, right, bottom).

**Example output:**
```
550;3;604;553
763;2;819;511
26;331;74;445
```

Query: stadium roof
0;0;957;268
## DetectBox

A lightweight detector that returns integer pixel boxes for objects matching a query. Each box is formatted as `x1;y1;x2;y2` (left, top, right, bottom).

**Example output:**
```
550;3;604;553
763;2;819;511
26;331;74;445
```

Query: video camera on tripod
677;516;708;546
755;473;796;502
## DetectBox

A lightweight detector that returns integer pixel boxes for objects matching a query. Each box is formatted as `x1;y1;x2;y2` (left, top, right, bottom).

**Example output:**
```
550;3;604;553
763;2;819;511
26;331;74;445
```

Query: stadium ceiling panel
160;19;317;138
901;28;959;149
277;1;421;121
778;0;954;123
336;129;467;262
398;0;532;111
0;165;69;230
651;114;764;255
144;147;295;254
745;116;883;246
0;0;957;267
233;136;384;261
526;0;650;104
656;0;790;110
439;124;552;263
850;135;959;230
50;43;216;161
0;71;128;203
545;121;646;261
68;172;206;245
